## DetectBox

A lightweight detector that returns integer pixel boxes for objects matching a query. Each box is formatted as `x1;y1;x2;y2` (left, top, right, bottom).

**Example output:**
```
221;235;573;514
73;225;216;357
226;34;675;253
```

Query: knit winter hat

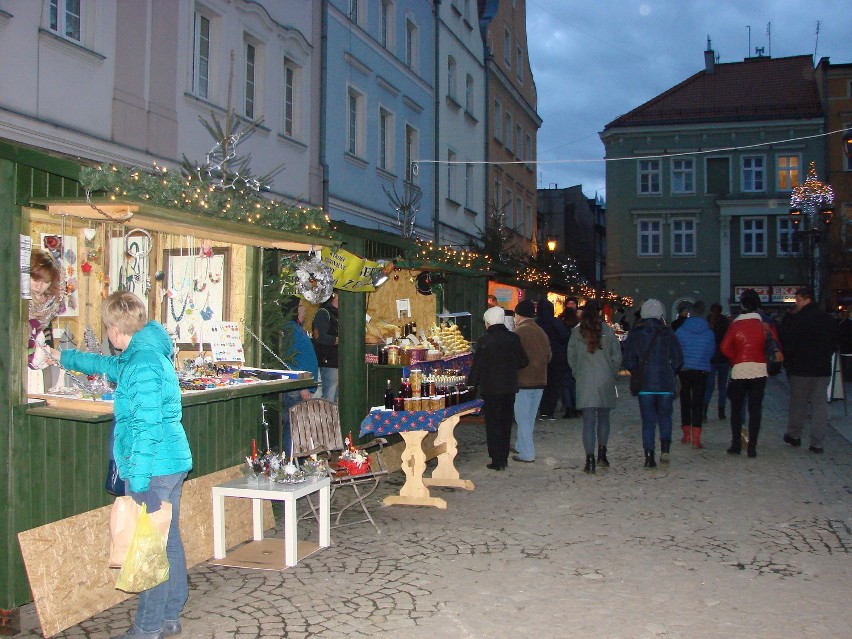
640;298;665;320
484;306;505;327
514;300;536;318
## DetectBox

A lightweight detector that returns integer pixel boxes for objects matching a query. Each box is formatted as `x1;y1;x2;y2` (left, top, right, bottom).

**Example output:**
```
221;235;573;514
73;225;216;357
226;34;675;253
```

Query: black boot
583;454;596;474
727;440;741;454
659;440;671;463
597;446;609;467
644;449;657;468
747;426;759;458
718;406;726;420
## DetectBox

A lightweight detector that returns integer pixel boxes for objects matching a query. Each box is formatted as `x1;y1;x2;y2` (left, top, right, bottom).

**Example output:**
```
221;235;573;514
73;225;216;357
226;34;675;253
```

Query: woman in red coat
720;289;779;457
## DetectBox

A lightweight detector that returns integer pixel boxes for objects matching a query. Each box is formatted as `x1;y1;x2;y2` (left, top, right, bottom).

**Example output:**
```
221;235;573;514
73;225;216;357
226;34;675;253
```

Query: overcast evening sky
526;0;852;201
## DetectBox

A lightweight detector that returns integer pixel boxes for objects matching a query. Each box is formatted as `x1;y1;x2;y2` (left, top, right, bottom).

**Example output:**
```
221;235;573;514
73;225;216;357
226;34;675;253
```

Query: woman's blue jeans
581;407;611;455
130;472;188;634
637;393;674;451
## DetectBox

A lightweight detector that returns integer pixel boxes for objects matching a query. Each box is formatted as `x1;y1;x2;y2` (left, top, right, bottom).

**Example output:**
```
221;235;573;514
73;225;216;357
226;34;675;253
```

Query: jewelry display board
162;248;230;346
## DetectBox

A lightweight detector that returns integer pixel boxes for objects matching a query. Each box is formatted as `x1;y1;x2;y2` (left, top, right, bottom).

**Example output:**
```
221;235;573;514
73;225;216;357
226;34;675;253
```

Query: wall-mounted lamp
545;234;558;252
371;259;396;288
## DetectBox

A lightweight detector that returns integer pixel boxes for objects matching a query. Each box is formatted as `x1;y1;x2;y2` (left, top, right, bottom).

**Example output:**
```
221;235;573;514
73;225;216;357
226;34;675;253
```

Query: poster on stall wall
205;321;245;363
40;233;79;317
321;247;384;292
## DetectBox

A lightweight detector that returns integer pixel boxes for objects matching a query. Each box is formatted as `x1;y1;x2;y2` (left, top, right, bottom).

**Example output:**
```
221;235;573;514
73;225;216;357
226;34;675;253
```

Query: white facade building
0;0;322;206
436;0;486;246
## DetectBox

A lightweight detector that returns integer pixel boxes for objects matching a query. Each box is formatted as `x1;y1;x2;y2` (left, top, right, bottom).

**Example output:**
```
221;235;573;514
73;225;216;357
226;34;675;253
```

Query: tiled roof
604;54;823;130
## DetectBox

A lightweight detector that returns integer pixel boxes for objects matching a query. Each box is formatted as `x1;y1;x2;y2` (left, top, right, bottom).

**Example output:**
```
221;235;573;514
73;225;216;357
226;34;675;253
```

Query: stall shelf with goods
0;141;335;629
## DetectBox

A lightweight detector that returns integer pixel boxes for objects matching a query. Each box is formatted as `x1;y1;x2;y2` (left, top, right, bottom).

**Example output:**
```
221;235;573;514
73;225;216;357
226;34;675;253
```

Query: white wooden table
211;474;331;569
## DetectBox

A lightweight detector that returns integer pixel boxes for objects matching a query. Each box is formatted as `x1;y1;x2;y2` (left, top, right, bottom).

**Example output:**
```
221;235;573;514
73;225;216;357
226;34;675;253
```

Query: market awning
28;198;336;252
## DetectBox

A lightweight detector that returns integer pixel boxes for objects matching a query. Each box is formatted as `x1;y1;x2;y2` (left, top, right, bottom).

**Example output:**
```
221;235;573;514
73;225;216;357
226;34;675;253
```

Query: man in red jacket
780;287;839;454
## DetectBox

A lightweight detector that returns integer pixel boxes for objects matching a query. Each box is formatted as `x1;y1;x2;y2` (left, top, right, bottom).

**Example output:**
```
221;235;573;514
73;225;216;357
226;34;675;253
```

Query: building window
516;46;524;82
741;217;766;256
405;19;418;71
447;56;457;100
504;113;512;152
777;154;800;191
638;160;661;195
742;156;765;192
465;74;474;112
283;61;296;137
638;220;662;256
465;164;473;209
525;204;533;239
777;217;800;256
493;100;502;142
671;159;694;194
380;0;393;49
192;11;211;99
347;87;364;157
348;0;362;25
447;150;457;201
378;108;393;171
525;133;532;165
405;125;418;183
503;27;511;67
49;0;81;41
515;124;522;159
493;178;501;212
244;41;256;119
515;197;523;232
504;188;513;225
671;219;696;256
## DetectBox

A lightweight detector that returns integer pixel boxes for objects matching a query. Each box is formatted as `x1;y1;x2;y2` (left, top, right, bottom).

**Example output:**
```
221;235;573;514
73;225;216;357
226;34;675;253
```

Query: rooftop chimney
704;35;715;74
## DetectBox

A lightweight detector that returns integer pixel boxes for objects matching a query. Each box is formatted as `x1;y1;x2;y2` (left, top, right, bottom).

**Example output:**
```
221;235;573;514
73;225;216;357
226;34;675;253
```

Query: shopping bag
105;459;125;496
764;324;784;376
109;496;172;568
115;504;170;593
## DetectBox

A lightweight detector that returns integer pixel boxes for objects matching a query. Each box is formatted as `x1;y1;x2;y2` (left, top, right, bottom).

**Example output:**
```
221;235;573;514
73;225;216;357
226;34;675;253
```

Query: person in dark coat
675;300;715;449
780;287;839;454
837;308;852;381
535;298;571;419
622;299;683;468
559;306;580;418
671;301;690;332
467;306;529;470
703;303;731;421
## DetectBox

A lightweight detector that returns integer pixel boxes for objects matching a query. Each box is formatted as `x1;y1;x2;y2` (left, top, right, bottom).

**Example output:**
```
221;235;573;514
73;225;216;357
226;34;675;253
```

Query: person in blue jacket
674;300;716;449
56;291;192;639
280;296;319;456
623;299;683;468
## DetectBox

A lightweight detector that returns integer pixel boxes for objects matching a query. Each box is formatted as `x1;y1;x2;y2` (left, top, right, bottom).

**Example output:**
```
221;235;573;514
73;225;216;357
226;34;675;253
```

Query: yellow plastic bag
115;505;169;593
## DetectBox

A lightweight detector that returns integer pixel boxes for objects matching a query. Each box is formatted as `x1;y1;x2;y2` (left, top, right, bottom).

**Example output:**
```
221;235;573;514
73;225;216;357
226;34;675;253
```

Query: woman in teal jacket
58;292;192;639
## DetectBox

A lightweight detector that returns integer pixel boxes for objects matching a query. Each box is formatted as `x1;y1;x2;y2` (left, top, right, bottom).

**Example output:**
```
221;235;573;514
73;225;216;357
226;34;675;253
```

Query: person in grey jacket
568;301;622;473
623;299;684;468
512;300;551;463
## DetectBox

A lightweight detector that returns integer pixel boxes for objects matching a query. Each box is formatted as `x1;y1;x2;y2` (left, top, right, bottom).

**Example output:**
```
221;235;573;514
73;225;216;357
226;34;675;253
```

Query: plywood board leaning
18;465;272;638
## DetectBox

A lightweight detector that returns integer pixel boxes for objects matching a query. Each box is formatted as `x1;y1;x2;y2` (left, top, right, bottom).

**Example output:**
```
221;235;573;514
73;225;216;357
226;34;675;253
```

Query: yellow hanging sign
321;247;384;292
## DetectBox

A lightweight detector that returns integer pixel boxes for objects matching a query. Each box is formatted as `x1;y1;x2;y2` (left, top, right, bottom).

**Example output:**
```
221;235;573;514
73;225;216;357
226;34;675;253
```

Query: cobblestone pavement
19;376;852;639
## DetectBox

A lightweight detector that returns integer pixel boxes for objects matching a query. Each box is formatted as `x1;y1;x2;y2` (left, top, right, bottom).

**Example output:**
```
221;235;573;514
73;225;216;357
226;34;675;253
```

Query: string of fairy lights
78;162;634;306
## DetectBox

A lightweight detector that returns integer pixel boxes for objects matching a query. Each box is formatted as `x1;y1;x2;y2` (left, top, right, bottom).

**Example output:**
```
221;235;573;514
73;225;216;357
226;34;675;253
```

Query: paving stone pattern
19;376;852;638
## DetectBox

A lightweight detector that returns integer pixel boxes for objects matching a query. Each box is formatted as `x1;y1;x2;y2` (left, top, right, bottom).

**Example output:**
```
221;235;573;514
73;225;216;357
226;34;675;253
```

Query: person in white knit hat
622;299;683;468
467;305;529;470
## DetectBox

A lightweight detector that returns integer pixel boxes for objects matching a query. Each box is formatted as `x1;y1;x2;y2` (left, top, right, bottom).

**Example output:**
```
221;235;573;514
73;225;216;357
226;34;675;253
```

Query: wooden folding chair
289;399;387;533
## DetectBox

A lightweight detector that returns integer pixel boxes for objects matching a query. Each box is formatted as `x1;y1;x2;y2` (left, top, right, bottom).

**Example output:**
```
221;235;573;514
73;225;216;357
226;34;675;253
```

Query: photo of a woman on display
27;248;64;387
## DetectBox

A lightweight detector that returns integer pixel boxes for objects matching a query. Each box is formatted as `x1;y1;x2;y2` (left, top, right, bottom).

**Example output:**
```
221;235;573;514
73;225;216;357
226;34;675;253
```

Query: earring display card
205;321;245;363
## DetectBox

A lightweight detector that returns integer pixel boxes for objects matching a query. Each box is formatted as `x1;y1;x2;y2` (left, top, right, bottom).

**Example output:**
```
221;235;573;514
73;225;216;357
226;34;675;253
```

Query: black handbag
764;324;784;376
105;459;125;496
105;421;125;496
630;329;661;396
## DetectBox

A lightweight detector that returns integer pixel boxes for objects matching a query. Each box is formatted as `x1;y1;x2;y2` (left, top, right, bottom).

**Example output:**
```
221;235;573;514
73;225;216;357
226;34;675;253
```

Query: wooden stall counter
359;399;483;509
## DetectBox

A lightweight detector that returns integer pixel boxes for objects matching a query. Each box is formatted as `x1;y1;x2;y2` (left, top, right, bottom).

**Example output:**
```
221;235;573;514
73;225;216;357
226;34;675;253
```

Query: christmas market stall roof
29;162;338;251
29;197;336;252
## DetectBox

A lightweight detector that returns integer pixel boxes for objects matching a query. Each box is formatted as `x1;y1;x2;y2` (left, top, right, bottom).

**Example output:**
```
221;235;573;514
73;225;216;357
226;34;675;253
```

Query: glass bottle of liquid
384;379;394;409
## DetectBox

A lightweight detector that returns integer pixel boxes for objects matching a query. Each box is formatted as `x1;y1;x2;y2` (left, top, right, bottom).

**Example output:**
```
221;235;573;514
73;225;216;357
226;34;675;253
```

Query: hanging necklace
193;256;209;292
170;293;190;323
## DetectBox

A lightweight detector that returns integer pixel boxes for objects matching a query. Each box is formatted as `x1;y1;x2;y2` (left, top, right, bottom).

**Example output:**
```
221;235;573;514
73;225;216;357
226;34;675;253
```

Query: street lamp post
789;161;835;305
